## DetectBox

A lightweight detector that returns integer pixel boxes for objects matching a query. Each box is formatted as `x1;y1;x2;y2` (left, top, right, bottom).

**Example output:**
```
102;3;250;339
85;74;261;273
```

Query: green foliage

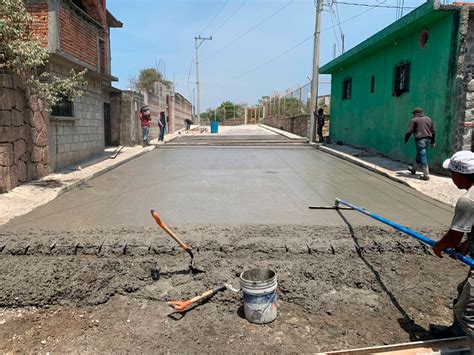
129;67;172;92
0;0;86;107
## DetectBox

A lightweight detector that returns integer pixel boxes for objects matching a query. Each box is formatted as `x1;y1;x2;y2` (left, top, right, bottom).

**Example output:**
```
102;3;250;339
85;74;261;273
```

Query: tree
0;0;86;107
129;68;172;92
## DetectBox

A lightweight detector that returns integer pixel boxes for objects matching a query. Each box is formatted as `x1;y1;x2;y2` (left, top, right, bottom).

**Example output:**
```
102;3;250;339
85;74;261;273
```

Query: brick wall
0;72;51;193
59;4;99;69
48;62;105;170
26;1;49;48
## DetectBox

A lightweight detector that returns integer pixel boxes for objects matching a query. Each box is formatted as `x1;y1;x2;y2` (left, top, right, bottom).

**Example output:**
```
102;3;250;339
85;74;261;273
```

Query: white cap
443;151;474;174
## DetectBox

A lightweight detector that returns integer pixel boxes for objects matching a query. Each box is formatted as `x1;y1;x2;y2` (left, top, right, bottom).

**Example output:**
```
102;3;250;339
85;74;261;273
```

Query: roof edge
320;0;450;74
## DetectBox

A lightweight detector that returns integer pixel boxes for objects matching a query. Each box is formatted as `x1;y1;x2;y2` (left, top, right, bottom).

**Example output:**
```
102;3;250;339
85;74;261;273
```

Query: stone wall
48;61;105;171
0;72;50;193
453;9;474;152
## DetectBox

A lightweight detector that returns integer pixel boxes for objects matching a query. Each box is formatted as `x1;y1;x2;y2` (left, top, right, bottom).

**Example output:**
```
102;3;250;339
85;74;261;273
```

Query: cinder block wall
48;62;105;171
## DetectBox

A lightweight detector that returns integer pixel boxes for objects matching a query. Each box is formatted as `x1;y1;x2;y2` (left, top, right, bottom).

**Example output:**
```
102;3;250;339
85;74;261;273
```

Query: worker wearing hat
433;151;474;349
404;107;436;180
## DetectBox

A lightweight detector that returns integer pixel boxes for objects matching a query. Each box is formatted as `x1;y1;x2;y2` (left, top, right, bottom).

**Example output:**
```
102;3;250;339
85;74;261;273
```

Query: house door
104;103;112;146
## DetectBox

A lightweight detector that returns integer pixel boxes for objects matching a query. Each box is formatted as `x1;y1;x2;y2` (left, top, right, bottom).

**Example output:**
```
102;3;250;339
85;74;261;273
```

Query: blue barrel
210;120;219;134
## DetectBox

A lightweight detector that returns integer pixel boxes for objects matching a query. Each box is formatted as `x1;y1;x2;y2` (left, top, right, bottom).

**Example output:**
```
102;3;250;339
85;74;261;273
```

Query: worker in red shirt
140;105;151;146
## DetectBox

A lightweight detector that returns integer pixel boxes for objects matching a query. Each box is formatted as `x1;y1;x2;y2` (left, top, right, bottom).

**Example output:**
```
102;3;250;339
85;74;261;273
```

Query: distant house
320;0;474;170
26;0;122;170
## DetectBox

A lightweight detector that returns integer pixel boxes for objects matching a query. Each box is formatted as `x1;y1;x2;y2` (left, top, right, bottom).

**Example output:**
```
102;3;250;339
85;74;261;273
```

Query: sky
107;0;431;110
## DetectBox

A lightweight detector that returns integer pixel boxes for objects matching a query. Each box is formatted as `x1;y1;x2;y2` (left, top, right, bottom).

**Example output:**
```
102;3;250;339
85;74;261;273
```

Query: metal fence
201;105;247;125
265;82;312;119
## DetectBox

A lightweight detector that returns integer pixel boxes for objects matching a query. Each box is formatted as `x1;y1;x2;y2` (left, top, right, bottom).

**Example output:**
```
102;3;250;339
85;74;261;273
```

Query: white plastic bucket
240;268;277;324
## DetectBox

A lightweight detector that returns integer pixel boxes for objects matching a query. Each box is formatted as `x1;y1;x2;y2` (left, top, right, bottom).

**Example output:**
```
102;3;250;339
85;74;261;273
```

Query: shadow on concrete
395;172;423;180
29;179;64;189
336;210;428;341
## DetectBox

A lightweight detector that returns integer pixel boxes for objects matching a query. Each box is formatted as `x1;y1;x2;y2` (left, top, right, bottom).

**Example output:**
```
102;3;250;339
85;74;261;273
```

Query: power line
201;0;295;63
224;1;387;83
210;0;248;37
334;1;415;9
199;0;230;36
329;9;341;54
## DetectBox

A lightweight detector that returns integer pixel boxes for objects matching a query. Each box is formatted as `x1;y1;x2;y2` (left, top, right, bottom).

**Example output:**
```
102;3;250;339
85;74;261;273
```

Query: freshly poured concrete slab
3;145;453;230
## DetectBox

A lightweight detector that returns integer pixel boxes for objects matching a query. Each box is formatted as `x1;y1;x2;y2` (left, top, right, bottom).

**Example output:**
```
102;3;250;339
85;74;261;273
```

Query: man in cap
404;107;436;180
433;151;474;349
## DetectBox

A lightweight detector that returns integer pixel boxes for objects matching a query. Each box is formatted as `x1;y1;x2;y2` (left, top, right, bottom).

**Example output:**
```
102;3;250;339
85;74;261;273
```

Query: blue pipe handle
335;198;474;268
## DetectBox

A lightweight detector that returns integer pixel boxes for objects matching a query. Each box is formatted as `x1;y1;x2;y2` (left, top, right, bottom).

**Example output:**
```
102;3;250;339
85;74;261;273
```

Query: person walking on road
158;111;166;142
433;151;474;351
140;105;151;147
316;107;325;143
404;107;436;180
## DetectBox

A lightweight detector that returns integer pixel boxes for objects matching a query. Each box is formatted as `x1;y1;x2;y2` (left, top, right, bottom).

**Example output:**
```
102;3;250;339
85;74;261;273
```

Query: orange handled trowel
150;210;205;274
168;283;240;313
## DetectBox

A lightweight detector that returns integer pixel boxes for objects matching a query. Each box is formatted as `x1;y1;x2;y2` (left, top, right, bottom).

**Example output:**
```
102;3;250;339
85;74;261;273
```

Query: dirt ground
0;224;468;353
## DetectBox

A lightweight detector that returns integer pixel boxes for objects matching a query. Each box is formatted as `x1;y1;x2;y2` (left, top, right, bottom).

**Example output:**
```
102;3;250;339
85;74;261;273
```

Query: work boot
419;166;430;180
407;164;418;174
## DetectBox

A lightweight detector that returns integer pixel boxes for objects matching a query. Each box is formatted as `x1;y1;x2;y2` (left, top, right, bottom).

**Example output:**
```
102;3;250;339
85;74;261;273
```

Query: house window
370;75;375;93
342;77;352;100
51;96;74;117
393;61;410;97
419;29;429;48
71;0;86;12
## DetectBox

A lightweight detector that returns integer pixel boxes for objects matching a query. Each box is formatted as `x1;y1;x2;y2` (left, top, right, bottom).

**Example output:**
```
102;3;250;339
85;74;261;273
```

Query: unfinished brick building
26;0;122;170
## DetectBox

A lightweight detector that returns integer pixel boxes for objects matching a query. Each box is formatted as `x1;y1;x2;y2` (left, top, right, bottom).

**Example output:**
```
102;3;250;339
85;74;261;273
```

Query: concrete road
4;139;453;230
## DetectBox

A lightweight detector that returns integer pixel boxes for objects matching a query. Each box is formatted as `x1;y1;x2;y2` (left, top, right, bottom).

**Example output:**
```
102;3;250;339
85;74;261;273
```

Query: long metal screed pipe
335;198;474;268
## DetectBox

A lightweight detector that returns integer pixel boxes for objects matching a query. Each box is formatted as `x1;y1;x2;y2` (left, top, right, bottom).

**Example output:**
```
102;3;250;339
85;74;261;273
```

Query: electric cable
199;0;230;36
201;0;295;62
226;1;387;82
210;0;247;37
334;1;415;9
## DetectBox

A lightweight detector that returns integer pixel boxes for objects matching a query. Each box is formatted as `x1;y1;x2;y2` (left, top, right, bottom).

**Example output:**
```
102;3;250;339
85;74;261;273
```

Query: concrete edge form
258;124;308;140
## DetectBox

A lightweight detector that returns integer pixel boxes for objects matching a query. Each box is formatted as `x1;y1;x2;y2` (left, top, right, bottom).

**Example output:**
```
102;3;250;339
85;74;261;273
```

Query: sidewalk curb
258;124;308;140
315;145;412;188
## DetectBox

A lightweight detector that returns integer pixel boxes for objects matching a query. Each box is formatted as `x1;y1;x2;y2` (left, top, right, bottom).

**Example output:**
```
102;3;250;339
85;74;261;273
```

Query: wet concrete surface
3;145;453;230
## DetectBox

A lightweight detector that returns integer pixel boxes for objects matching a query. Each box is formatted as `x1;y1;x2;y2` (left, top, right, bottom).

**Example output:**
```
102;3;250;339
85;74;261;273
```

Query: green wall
327;11;458;169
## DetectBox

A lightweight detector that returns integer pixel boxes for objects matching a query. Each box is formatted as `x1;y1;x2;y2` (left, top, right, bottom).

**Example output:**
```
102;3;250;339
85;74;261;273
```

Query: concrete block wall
144;91;161;140
114;91;143;146
174;93;192;131
48;62;105;170
263;114;330;138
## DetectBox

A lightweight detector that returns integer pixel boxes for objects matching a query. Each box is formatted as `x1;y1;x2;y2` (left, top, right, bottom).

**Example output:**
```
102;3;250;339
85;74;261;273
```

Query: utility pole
195;35;212;126
309;0;323;143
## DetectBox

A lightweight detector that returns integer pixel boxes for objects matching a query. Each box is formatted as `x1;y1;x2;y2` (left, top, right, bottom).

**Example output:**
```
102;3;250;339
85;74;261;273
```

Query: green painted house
320;0;474;170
